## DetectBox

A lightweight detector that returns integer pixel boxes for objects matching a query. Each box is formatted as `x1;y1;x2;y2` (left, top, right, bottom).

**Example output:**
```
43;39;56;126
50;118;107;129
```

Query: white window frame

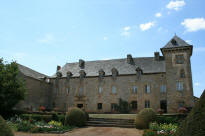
132;86;137;94
176;81;183;91
145;85;151;93
112;86;117;94
160;85;166;93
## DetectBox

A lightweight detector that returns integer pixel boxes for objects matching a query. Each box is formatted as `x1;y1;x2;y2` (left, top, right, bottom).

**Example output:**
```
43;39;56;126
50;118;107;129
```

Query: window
132;86;137;94
79;87;83;96
66;88;70;94
176;55;184;64
131;101;138;110
160;85;166;93
145;100;150;108
180;69;185;78
176;81;183;91
145;85;150;93
97;103;102;110
111;103;117;111
112;86;117;94
98;86;102;94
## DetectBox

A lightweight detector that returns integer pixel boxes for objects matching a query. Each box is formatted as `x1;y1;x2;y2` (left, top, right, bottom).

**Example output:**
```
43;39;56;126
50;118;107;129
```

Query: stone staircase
86;118;135;128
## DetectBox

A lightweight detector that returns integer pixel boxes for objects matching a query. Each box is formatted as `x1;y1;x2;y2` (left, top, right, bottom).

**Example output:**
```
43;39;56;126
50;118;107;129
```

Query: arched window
180;69;185;78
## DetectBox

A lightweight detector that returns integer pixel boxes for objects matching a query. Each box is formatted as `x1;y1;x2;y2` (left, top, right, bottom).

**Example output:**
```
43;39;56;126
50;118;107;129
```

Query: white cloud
38;33;55;44
155;12;162;18
139;22;155;31
121;26;131;37
166;0;186;11
103;36;108;40
181;18;205;32
185;40;192;44
194;82;200;86
123;26;131;31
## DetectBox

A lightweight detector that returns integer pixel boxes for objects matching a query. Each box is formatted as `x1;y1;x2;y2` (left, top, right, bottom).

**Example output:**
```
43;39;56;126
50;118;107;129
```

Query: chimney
127;54;133;64
57;65;61;71
154;52;160;61
79;59;85;68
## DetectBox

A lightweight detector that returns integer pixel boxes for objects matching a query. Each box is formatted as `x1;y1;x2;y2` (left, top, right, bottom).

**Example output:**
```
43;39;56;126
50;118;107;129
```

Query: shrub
135;108;156;129
84;111;89;121
65;107;86;127
139;108;156;123
20;114;52;122
58;114;65;124
48;120;62;127
52;113;59;121
176;90;205;136
135;116;147;129
0;115;14;136
143;129;157;136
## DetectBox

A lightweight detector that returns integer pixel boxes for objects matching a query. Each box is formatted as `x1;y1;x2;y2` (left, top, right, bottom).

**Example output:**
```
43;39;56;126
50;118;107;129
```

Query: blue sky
0;0;204;97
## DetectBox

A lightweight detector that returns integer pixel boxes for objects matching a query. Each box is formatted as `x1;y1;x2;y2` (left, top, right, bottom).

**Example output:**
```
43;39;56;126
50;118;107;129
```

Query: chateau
16;35;194;113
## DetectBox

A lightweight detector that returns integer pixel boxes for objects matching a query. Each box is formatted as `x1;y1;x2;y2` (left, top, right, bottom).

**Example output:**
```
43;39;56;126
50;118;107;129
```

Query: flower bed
7;116;75;133
143;122;178;136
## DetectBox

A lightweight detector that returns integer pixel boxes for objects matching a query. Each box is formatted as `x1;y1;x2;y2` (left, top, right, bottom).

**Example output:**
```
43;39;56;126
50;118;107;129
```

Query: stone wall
15;74;52;111
50;72;167;113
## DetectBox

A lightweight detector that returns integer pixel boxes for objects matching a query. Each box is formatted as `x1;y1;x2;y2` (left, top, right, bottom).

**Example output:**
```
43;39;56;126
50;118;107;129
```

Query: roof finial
174;33;176;36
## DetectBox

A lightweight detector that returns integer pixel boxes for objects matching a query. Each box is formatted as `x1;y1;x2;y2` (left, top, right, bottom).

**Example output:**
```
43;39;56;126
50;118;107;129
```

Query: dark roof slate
162;35;191;49
17;63;47;79
55;57;165;77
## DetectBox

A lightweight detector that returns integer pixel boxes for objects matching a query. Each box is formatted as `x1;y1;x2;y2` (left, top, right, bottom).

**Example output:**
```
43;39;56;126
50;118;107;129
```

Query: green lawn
89;114;136;119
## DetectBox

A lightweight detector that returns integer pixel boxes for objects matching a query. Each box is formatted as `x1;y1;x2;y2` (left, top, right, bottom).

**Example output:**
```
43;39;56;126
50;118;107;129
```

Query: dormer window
171;39;177;45
99;69;105;78
111;68;118;79
79;70;86;79
66;71;73;79
176;55;184;64
127;54;133;64
136;67;143;79
56;71;62;78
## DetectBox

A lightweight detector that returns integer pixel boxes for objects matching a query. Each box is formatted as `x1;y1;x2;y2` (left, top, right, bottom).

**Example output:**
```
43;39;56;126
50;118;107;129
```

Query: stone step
86;123;135;128
86;118;135;128
87;120;134;125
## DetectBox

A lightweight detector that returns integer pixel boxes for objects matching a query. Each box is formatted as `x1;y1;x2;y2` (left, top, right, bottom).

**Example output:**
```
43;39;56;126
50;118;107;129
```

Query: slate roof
55;57;165;77
162;35;191;49
17;63;47;79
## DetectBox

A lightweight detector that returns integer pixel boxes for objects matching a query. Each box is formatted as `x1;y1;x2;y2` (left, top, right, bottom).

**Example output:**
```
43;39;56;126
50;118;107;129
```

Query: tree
176;90;205;136
0;58;26;115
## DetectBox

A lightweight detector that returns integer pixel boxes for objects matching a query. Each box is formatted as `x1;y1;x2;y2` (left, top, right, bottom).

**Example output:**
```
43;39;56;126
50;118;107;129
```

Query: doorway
160;100;167;113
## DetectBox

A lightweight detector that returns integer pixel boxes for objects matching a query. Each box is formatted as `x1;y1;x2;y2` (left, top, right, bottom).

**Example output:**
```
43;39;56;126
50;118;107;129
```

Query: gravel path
15;127;143;136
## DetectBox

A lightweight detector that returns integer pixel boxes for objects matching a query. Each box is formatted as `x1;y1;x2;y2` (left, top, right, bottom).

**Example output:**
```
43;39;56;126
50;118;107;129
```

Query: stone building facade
16;36;194;113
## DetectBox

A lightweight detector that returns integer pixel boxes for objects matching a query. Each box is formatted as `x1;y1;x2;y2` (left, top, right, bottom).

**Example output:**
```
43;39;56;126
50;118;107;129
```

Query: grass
89;114;136;119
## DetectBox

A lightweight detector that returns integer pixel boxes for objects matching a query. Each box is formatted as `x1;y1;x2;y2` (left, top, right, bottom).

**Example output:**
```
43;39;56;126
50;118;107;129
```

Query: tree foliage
176;90;205;136
0;58;26;115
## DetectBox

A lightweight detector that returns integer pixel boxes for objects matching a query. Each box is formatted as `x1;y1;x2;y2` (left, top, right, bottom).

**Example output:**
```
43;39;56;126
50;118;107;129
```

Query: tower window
145;85;151;93
180;69;185;78
176;55;184;64
132;86;137;94
176;81;184;91
145;100;150;108
160;85;166;93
